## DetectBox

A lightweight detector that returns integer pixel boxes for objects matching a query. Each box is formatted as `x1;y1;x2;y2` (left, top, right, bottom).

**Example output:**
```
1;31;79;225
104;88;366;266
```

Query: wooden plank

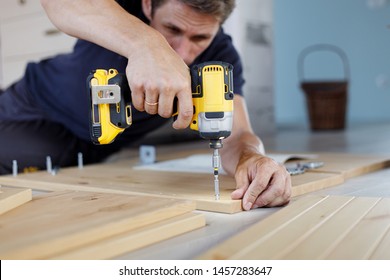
197;195;390;260
370;226;390;259
0;166;241;214
324;197;390;259
285;152;390;179
52;213;205;260
0;191;196;259
197;195;329;259
0;160;345;214
280;197;380;259
0;186;32;215
291;172;344;197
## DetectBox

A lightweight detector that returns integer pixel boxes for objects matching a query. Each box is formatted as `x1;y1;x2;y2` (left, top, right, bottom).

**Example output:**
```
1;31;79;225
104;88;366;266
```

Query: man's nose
174;37;193;65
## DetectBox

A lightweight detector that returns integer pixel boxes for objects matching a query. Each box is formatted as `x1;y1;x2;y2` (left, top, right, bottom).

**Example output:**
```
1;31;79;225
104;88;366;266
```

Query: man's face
146;0;220;65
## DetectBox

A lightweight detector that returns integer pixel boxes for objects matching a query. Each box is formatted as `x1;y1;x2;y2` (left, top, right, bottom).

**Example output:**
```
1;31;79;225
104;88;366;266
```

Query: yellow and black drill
87;61;234;200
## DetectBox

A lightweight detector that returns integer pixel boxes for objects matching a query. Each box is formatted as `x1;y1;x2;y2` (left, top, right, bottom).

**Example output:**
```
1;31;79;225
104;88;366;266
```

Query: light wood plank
0;191;196;259
285;152;390;179
0;167;241;214
226;196;356;259
325;198;390;259
197;195;329;259
53;213;205;260
197;195;389;260
0;160;345;214
370;226;390;259
0;186;32;215
280;196;380;259
291;172;344;196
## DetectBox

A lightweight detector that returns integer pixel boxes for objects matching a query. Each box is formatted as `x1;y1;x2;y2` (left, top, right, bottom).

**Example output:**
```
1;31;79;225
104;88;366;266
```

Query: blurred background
224;0;390;135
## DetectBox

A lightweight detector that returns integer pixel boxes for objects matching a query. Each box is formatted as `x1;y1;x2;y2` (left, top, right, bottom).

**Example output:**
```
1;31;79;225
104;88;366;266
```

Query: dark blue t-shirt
23;0;244;143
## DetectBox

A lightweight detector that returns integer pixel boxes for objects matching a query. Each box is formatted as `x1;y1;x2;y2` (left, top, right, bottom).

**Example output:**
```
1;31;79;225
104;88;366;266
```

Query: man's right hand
41;0;194;129
126;30;193;129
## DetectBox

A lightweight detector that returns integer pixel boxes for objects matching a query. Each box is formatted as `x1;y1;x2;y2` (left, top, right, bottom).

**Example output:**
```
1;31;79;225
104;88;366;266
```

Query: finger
242;174;271;211
144;85;159;115
231;169;250;200
172;89;193;129
158;87;174;118
144;101;159;115
130;81;145;112
252;171;290;208
267;172;292;207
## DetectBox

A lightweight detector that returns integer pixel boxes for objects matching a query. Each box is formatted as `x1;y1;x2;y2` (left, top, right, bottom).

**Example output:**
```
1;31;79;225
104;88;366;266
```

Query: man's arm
220;95;292;210
40;0;193;128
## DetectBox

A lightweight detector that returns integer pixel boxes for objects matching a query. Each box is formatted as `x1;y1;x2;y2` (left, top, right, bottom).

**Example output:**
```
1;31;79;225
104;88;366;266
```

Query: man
0;0;291;210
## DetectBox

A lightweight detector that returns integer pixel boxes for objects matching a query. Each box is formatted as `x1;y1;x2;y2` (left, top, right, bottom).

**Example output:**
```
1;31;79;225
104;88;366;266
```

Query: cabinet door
1;13;76;58
0;12;77;87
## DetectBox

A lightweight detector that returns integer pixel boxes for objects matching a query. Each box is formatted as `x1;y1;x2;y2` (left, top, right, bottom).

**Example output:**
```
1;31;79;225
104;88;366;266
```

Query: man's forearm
40;0;161;59
221;131;266;176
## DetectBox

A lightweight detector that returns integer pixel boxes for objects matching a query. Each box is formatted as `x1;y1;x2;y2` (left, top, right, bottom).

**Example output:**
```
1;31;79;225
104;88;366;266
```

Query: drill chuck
209;139;223;149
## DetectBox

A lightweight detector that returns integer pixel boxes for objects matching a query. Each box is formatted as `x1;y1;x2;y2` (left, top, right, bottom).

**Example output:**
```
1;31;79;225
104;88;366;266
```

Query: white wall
224;0;275;136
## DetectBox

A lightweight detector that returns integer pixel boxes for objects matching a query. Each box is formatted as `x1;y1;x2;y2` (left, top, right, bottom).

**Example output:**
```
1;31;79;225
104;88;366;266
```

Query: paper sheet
133;153;318;174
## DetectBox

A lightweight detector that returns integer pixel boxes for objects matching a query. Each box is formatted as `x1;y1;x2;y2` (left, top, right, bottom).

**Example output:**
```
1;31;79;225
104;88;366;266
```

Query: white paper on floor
133;153;318;174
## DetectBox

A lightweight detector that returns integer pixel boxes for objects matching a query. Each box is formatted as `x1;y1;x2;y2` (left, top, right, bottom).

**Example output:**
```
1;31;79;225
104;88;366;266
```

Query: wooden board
0;161;344;214
0;165;241;214
0;190;198;259
284;152;390;179
52;213;205;260
197;195;390;260
291;171;344;197
0;186;32;215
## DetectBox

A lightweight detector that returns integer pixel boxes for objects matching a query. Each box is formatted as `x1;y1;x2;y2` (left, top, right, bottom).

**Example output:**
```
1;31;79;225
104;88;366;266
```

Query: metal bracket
139;145;156;165
91;85;121;104
286;161;324;176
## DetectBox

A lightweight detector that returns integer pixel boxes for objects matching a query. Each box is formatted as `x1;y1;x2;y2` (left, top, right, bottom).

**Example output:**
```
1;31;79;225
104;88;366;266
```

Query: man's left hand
231;152;292;210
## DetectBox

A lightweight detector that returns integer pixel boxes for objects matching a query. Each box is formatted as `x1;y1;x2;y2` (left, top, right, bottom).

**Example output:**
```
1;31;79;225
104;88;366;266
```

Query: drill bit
212;148;220;200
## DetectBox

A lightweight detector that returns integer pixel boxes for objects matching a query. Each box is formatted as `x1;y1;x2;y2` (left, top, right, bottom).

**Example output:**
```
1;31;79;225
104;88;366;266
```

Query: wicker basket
298;44;349;130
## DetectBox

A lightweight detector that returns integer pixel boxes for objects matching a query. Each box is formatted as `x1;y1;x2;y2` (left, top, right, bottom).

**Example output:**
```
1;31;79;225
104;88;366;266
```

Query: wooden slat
0;166;241;214
280;197;380;259
0;191;196;259
325;198;390;259
285;152;390;179
197;195;390;260
370;226;390;259
52;213;205;260
291;172;344;196
0;186;32;215
197;195;329;259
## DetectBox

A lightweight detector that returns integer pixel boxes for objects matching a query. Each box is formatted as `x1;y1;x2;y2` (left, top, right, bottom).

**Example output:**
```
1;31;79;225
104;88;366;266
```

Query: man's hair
151;0;235;24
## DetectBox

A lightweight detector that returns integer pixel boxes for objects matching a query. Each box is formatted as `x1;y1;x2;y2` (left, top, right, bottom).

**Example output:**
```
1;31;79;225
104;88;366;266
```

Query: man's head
142;0;235;65
149;0;235;24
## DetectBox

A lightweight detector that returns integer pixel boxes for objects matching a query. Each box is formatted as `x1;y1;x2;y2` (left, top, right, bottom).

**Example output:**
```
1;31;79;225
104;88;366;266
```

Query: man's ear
142;0;153;21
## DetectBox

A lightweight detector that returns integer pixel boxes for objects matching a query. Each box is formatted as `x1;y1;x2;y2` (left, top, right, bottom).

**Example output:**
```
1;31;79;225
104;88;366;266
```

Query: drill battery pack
87;69;132;145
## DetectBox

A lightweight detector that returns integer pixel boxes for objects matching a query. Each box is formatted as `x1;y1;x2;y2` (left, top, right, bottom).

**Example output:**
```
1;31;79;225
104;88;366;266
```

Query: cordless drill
183;61;234;200
87;69;132;145
87;61;234;200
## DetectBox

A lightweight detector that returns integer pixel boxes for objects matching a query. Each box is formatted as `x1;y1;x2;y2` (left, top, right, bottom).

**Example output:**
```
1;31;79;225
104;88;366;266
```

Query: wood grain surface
197;195;390;260
0;161;344;214
0;150;386;214
53;213;205;260
284;152;390;179
0;186;32;215
0;190;198;259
